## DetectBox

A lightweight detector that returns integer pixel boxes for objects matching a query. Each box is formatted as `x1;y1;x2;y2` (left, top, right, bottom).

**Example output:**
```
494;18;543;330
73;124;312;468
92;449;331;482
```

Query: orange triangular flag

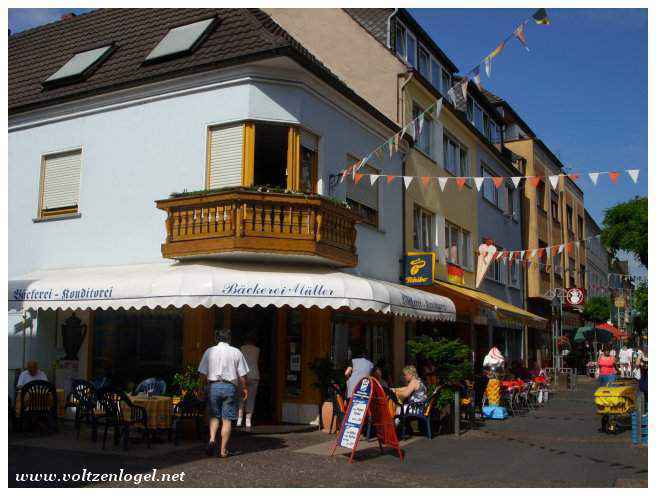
551;245;559;257
492;177;504;188
568;173;580;182
537;248;546;258
456;177;467;190
354;173;364;184
421;176;431;187
528;176;542;187
609;171;620;184
566;242;574;254
386;175;396;185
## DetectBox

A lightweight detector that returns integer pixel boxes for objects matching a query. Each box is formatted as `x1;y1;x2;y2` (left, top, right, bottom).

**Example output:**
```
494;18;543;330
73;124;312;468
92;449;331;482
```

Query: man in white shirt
198;329;249;458
16;361;48;388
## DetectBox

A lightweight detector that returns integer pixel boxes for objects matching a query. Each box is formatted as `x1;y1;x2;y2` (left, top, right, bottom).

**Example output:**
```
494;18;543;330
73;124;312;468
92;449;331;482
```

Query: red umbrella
595;322;629;341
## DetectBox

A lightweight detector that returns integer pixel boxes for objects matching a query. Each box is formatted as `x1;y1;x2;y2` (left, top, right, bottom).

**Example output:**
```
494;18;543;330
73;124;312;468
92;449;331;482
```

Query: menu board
337;377;372;449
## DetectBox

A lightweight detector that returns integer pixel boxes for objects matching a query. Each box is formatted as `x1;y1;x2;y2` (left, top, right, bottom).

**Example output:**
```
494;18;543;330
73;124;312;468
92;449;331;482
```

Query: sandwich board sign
330;376;403;463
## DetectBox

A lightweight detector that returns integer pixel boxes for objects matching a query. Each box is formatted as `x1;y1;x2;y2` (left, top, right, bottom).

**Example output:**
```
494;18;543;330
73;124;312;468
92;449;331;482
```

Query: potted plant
171;365;202;404
309;357;338;433
407;336;473;434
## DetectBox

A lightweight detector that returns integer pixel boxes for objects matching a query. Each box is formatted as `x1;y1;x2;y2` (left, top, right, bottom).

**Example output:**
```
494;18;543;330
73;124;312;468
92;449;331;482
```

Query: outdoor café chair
96;387;150;450
16;380;58;434
394;387;441;440
169;392;205;445
328;383;347;434
67;379;99;440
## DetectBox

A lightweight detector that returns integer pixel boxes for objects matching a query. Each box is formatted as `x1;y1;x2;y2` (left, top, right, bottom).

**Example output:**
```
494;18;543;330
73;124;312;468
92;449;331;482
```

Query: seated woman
391;365;428;409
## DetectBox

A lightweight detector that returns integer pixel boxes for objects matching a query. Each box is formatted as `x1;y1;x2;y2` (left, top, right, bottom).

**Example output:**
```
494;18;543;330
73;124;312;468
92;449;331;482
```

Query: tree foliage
601;196;648;267
632;281;648;332
582;296;612;323
406;336;472;409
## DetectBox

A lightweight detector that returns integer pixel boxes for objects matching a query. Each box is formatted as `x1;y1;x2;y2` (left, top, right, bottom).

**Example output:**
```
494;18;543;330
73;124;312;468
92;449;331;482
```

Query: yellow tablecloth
15;388;66;417
125;395;173;429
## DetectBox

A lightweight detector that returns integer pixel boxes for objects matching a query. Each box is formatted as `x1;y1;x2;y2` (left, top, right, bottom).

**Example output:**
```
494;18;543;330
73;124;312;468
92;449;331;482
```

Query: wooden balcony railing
155;188;359;267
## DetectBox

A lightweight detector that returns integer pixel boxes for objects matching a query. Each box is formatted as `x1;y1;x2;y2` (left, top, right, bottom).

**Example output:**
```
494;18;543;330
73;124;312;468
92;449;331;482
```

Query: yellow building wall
402;79;478;287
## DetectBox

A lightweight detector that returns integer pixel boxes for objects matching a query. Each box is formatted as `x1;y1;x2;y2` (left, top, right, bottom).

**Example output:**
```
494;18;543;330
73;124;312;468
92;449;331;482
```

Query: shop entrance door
229;306;278;423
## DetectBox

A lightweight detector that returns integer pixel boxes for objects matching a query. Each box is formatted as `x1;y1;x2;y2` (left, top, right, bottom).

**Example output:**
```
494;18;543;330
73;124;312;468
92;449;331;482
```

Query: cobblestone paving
8;377;647;487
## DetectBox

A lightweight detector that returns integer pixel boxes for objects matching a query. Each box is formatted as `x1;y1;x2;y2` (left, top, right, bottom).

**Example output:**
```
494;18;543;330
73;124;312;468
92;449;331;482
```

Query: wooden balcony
156;188;359;267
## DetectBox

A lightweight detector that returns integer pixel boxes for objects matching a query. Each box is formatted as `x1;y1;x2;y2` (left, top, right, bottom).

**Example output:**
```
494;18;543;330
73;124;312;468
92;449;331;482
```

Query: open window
206;121;318;193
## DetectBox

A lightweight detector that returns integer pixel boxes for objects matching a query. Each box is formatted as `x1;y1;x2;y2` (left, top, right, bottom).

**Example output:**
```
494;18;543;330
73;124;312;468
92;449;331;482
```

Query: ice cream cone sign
476;241;497;288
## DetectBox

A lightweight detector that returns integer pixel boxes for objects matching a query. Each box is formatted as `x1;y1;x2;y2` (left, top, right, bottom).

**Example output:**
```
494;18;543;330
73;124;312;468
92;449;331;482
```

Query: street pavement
8;376;647;487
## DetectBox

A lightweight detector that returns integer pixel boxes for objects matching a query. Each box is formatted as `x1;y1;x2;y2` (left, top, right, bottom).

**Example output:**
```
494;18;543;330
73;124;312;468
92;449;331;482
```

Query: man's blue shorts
208;382;237;420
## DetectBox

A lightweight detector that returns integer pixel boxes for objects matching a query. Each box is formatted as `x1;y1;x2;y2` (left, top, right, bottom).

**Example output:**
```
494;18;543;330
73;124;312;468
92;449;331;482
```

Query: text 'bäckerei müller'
222;282;335;297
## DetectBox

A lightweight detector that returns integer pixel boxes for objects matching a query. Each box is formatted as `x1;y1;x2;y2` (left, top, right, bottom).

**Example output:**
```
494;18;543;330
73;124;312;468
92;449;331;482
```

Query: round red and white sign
566;288;585;306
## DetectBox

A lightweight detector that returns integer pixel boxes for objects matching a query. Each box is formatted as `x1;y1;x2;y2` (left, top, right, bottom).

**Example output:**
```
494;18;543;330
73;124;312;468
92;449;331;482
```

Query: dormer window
43;45;114;87
144;17;215;63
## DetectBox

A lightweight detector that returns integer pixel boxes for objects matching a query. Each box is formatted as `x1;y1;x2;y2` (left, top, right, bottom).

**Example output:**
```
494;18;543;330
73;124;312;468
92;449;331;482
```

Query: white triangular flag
403;176;413;189
627;169;640;183
435;98;443;118
484;56;492;77
519;250;525;260
589;172;600;185
358;155;369;172
474;177;484;192
549;175;560;190
558;244;564;254
531;249;538;258
418;114;425;135
369;174;379;186
511;177;522;189
438;177;448;192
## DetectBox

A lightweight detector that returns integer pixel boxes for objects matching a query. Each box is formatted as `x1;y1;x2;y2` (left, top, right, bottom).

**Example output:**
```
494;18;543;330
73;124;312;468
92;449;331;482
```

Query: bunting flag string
343;169;642;190
338;8;551;179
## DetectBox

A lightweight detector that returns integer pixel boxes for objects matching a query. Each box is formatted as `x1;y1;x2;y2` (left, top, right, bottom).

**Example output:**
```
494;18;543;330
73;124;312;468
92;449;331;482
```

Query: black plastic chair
395;387;441;440
328;383;347;434
17;380;58;434
96;387;150;450
169;393;205;445
67;379;99;440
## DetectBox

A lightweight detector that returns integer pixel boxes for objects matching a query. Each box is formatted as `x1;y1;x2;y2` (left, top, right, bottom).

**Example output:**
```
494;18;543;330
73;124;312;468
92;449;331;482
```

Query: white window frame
413;204;435;252
482;166;497;205
446;221;472;270
417;43;430;79
412;102;433;159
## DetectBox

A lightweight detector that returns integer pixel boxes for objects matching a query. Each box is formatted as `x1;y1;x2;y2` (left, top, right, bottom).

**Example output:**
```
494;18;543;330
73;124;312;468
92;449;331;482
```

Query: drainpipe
386;8;399;50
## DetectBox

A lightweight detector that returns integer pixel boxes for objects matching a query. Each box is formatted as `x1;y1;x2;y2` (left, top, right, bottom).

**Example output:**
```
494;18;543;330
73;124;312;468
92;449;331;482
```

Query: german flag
532;8;550;25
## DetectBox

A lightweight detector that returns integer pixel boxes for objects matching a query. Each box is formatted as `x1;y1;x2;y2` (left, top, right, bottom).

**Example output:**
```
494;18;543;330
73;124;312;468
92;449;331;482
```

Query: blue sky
9;8;647;275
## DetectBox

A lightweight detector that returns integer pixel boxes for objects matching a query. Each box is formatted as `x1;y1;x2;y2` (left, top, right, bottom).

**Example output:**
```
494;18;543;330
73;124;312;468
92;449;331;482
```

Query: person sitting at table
391;365;428;408
16;361;47;389
134;377;167;396
344;346;374;399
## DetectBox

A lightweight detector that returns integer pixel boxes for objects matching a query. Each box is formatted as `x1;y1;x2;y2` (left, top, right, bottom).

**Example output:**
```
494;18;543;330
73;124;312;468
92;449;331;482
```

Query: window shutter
301;129;318;151
207;124;244;189
41;150;82;210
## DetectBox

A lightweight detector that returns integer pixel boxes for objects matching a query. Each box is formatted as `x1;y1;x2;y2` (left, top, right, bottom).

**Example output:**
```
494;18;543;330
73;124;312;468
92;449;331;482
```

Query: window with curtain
39;149;82;218
413;205;434;252
445;221;472;269
394;20;406;60
441;70;451;96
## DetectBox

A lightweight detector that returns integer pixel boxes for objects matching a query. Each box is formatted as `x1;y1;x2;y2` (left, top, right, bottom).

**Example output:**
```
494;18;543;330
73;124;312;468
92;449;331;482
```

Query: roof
480;88;537;138
8;8;399;132
432;280;546;328
343;8;394;47
344;8;459;74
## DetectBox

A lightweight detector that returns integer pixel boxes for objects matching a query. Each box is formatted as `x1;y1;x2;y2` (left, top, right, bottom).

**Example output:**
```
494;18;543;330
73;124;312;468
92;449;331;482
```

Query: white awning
9;262;456;322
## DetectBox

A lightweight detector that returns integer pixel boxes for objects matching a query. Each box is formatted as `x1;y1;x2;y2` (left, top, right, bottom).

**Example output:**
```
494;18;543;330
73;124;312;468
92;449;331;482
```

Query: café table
126;395;173;430
15;388;66;417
